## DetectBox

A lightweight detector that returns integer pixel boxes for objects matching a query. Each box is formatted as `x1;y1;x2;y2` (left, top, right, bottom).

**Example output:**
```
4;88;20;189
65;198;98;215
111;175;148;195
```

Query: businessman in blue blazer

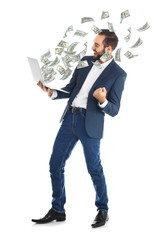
32;29;127;228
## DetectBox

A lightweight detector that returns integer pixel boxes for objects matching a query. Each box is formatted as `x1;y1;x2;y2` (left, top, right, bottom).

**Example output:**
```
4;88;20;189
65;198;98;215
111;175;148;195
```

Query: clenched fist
93;87;107;104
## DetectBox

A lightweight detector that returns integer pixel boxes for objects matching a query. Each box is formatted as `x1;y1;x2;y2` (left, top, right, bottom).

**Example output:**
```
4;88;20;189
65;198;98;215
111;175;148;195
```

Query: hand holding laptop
27;57;70;97
37;81;53;96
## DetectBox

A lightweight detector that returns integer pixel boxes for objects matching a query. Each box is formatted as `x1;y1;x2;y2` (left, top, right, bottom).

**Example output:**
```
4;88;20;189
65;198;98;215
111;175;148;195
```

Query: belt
70;106;86;114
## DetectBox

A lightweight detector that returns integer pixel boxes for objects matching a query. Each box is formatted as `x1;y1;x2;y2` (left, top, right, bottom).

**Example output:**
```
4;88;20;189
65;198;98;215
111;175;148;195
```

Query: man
32;29;127;228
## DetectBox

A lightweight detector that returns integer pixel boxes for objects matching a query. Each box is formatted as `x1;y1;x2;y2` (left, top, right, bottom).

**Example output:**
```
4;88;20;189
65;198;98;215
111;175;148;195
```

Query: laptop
27;57;43;82
27;57;69;93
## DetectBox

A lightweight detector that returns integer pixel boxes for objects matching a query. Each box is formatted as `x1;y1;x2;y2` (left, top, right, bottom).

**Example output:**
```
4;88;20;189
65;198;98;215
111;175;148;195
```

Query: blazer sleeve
102;73;127;117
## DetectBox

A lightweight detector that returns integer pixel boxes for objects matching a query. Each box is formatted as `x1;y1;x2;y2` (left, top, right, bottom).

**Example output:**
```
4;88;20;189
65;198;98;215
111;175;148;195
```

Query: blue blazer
53;56;127;139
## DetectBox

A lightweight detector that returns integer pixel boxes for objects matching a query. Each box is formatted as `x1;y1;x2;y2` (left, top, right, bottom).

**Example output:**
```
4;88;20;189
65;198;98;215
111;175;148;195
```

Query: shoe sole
91;221;106;228
91;217;109;228
56;218;66;222
32;217;66;224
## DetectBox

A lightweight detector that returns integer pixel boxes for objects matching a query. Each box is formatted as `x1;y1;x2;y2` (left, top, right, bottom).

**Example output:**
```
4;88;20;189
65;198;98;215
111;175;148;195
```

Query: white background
0;0;161;239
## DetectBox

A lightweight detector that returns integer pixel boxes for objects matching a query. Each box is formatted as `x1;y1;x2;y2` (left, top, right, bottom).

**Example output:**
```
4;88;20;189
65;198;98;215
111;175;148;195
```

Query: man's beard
93;48;106;60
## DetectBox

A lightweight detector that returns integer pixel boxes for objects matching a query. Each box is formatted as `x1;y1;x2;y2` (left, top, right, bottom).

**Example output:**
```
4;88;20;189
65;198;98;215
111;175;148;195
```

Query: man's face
91;35;107;60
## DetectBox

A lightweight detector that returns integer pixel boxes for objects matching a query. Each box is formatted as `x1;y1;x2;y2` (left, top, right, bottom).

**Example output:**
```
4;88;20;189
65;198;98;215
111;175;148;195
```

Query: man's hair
99;29;118;50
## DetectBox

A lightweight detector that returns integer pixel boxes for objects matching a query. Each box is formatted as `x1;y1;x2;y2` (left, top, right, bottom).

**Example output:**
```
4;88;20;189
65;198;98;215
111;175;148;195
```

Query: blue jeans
49;111;108;213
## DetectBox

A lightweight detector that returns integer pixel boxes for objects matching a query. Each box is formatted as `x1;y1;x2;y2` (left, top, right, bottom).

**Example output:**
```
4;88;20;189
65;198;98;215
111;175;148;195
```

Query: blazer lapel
77;59;94;88
89;59;115;95
68;59;94;104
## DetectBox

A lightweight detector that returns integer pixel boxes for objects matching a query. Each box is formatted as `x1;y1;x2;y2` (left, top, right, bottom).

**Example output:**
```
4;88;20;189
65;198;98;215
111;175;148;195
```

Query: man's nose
91;45;95;50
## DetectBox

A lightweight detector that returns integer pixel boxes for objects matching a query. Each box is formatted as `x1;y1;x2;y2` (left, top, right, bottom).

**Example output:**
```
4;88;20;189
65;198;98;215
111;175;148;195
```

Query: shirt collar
101;57;113;68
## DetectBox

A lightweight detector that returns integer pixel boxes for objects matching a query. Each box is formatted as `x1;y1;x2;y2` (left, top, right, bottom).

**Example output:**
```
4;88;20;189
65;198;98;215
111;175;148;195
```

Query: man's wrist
48;91;53;97
98;99;108;108
50;90;58;99
99;98;106;104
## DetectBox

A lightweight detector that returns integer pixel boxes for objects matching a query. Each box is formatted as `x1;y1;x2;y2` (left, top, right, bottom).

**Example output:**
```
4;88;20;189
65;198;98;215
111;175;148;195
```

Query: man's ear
105;45;112;54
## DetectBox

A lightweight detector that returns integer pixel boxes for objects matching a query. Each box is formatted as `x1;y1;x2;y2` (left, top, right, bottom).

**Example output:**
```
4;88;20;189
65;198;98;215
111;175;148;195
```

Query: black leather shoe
32;208;66;224
91;210;109;228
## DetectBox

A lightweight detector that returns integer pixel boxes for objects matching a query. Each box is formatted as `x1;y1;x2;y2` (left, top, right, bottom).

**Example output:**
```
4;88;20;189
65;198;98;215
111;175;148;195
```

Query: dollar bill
64;50;77;56
71;54;81;63
42;69;57;83
120;10;130;23
137;22;150;32
41;49;51;59
55;47;64;55
100;51;111;62
77;60;89;69
63;25;74;38
62;55;72;63
108;22;114;32
101;11;109;19
124;51;138;59
60;68;72;80
56;65;66;75
80;48;87;58
57;40;69;48
62;55;73;68
124;27;131;42
91;25;102;34
74;30;88;37
41;57;50;64
43;73;56;83
130;38;143;48
92;60;102;69
79;41;88;57
47;56;60;67
41;67;53;75
41;49;51;63
84;41;88;48
67;42;79;53
115;48;121;62
81;17;94;24
41;65;47;72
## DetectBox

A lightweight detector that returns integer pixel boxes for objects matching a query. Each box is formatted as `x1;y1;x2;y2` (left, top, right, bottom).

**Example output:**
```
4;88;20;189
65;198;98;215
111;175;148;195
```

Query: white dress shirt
51;57;113;109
